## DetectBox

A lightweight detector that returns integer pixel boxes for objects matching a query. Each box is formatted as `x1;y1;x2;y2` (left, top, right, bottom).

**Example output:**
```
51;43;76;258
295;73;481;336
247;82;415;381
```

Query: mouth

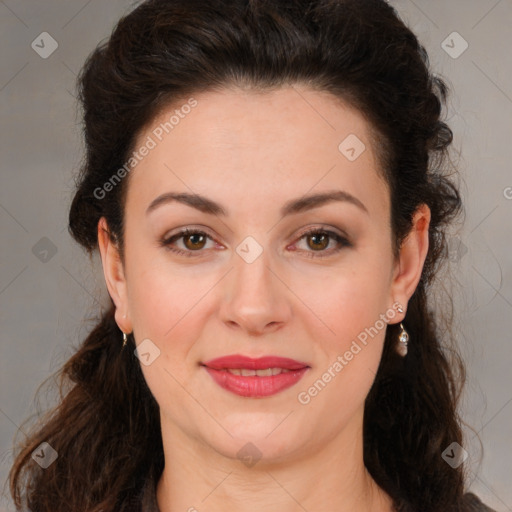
201;354;310;398
219;367;293;376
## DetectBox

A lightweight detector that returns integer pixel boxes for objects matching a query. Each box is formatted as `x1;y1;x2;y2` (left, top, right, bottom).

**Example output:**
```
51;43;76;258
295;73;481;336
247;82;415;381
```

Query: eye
160;228;217;257
291;227;352;258
160;226;352;259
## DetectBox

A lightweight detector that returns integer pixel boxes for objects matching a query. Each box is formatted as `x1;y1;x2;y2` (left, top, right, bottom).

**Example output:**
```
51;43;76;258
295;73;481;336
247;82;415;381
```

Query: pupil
187;233;204;249
310;233;327;250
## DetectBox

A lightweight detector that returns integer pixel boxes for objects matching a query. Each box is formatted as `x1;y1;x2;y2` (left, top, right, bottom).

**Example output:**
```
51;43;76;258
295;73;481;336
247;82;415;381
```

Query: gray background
1;1;511;510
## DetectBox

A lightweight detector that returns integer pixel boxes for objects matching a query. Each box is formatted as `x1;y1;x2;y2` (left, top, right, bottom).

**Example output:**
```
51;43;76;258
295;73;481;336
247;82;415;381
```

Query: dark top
123;476;497;512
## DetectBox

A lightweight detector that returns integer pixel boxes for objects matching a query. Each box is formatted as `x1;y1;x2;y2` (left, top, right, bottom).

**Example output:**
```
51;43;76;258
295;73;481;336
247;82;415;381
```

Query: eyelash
160;227;352;259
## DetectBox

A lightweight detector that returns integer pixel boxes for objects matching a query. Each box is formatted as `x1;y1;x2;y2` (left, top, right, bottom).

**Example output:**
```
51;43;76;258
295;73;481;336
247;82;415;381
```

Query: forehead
126;86;389;218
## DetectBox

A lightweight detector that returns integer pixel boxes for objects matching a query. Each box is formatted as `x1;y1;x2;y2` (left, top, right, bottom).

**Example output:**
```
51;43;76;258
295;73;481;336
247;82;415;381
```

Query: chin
204;414;308;465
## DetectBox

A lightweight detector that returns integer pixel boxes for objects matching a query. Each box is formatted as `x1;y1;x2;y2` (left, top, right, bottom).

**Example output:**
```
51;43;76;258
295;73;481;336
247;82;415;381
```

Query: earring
122;331;128;348
396;322;409;357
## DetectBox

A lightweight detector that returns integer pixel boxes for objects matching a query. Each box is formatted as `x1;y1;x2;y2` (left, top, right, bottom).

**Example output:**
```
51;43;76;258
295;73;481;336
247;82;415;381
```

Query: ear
97;217;132;333
389;203;431;322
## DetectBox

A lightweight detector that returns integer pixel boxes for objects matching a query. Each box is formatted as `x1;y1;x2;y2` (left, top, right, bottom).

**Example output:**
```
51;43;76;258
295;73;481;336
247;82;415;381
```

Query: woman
9;0;496;511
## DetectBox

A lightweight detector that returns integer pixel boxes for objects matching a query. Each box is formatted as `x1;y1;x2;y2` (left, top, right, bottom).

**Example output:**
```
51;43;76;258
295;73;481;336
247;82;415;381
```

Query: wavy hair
10;1;470;510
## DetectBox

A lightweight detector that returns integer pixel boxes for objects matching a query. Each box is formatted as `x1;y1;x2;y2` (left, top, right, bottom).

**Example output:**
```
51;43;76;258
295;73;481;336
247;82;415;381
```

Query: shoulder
462;492;497;512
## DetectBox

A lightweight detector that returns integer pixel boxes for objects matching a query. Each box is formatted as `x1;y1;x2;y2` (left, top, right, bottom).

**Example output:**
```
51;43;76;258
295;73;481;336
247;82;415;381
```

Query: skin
98;85;430;512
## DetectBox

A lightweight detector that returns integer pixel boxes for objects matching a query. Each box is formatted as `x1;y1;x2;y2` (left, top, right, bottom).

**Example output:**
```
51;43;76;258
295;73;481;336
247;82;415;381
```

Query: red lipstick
202;355;310;398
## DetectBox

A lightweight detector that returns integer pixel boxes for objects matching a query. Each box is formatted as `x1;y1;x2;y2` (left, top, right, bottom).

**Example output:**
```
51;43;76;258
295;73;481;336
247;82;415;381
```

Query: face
98;86;429;465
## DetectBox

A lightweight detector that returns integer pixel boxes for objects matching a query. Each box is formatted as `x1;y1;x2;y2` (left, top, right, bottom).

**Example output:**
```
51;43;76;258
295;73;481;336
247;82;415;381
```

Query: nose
219;249;291;337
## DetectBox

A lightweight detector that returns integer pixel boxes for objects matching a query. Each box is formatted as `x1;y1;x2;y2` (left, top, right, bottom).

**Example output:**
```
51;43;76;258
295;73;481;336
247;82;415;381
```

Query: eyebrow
146;190;368;217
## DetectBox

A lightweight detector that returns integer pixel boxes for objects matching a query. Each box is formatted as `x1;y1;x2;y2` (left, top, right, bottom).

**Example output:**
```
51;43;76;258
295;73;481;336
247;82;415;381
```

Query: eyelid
161;225;217;243
293;224;350;242
289;226;352;258
160;227;220;255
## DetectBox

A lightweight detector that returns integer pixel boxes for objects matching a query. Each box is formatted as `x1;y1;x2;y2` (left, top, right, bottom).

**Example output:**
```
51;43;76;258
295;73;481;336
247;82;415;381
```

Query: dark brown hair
10;1;472;511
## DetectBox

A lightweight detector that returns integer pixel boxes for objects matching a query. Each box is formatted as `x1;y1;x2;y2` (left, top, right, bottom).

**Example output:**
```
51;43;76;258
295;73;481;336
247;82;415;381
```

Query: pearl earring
397;322;409;356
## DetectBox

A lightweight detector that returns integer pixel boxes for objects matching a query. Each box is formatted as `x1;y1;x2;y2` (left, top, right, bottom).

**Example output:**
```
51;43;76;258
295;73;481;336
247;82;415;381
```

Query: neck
155;410;393;512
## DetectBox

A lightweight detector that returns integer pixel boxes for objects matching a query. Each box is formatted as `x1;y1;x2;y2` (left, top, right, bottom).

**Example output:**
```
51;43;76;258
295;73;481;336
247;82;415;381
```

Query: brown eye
294;228;352;259
306;232;330;251
183;232;207;250
161;228;216;257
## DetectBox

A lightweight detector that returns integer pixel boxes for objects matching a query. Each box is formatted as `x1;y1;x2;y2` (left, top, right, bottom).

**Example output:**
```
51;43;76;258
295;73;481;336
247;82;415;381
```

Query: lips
203;355;309;371
202;355;310;398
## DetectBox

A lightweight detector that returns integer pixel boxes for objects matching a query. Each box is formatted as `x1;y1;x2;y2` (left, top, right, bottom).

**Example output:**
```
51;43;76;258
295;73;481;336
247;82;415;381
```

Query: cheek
304;259;392;402
292;258;391;347
296;282;389;423
125;254;201;340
